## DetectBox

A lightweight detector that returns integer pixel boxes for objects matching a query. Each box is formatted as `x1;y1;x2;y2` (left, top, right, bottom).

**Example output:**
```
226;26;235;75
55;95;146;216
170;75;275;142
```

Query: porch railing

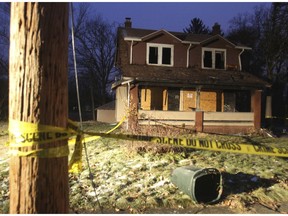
138;110;254;127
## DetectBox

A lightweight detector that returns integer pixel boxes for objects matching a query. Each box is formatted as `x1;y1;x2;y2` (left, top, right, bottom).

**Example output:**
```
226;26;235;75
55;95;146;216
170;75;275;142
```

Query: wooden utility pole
9;3;69;213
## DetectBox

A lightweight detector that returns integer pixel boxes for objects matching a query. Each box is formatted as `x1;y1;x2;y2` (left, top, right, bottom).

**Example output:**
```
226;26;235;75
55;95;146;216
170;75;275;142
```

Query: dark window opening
149;47;158;64
215;51;224;69
162;47;171;65
204;51;212;68
151;87;164;110
224;91;251;112
236;91;251;112
224;92;236;112
168;88;180;111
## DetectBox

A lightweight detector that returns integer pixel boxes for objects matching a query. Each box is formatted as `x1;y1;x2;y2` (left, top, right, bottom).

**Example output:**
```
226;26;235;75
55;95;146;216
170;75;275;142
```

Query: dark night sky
86;2;271;33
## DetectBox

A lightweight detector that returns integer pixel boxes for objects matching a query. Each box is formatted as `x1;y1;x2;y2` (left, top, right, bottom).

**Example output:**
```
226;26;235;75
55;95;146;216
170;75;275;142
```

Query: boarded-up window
200;91;217;112
140;88;151;110
182;90;196;111
140;87;165;110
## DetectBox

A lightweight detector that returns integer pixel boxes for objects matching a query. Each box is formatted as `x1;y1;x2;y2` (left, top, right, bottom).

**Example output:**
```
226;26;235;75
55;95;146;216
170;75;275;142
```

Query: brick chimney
125;17;132;28
212;23;221;35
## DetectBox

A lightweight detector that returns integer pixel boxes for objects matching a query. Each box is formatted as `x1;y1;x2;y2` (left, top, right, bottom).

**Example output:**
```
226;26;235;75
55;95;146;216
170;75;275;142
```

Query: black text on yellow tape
8;119;76;158
8;118;288;160
83;132;288;158
9;119;75;148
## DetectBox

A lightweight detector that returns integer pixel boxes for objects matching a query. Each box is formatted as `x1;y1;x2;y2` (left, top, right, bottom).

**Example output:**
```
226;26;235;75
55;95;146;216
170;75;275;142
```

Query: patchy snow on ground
0;121;287;214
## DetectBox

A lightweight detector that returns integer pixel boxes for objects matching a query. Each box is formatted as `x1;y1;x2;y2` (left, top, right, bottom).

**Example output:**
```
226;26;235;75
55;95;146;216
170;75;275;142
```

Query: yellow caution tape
80;132;288;158
67;116;126;173
9;119;75;147
8;119;76;158
7;116;288;174
9;145;69;158
68;134;83;173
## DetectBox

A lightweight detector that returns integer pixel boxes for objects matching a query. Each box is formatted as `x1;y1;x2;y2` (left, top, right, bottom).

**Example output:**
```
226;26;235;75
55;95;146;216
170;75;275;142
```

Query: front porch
115;84;262;134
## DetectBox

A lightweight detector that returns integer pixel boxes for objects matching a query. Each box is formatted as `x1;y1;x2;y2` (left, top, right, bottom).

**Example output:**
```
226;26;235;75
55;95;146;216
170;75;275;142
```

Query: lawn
0;121;288;213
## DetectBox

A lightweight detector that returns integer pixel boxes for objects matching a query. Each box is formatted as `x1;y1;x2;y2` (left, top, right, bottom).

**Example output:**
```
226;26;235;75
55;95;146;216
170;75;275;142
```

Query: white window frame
202;48;226;70
146;43;174;66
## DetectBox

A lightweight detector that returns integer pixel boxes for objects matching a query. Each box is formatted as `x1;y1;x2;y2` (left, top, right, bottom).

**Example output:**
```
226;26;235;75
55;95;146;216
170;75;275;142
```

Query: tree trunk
9;3;69;213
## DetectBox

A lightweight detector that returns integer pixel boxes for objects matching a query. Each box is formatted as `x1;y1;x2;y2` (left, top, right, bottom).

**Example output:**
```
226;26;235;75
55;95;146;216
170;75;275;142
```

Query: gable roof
119;27;250;49
141;29;183;42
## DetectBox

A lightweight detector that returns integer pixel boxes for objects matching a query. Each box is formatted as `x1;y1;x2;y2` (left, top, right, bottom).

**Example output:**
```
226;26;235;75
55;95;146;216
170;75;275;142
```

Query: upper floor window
147;43;174;66
202;48;226;69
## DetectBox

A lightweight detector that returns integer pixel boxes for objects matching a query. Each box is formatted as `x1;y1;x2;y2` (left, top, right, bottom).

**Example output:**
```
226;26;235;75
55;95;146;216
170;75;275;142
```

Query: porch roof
118;65;271;90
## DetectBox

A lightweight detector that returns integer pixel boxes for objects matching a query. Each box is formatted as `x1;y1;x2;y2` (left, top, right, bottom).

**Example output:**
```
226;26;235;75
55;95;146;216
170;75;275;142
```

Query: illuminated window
147;43;174;66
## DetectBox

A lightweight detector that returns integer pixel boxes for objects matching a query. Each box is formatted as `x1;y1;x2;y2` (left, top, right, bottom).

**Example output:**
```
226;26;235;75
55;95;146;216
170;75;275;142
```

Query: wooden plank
139;110;196;120
204;112;254;121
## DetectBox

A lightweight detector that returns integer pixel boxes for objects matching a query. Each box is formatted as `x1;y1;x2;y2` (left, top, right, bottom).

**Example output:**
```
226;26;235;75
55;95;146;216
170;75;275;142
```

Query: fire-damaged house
112;18;270;134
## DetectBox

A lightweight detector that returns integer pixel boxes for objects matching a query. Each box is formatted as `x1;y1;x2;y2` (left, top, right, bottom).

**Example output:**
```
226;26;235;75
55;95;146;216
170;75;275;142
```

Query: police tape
80;132;288;158
9;119;75;147
6;118;288;163
6;117;126;173
67;117;125;173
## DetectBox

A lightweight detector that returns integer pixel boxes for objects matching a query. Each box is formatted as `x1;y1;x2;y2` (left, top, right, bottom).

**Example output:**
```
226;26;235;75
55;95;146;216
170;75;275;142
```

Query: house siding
131;42;146;65
116;34;130;67
120;30;243;70
115;86;128;122
190;40;241;69
131;33;188;67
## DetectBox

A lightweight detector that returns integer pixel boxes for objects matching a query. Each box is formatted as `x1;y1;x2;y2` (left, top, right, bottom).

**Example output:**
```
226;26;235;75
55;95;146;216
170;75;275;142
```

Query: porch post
251;89;262;130
129;85;139;130
195;111;204;132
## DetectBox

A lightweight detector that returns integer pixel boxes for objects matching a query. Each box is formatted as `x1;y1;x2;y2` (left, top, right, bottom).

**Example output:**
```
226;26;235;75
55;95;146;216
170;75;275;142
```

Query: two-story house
112;18;270;134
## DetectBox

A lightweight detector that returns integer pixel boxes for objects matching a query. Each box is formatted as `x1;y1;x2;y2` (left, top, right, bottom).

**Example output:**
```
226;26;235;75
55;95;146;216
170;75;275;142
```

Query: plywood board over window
140;88;151;110
140;86;166;111
200;91;217;112
182;90;196;111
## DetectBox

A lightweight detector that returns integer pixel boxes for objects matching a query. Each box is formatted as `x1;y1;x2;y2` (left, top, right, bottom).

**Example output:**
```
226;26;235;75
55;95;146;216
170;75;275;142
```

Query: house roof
119;27;250;49
96;101;115;110
117;65;270;90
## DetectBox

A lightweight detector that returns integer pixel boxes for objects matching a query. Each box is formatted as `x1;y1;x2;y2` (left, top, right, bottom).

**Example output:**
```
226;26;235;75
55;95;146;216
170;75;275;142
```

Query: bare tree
259;3;288;80
227;3;288;118
70;3;118;119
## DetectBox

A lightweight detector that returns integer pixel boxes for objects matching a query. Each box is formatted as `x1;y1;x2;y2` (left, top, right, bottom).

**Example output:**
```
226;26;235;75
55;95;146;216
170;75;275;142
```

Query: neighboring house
95;101;116;123
112;18;271;134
